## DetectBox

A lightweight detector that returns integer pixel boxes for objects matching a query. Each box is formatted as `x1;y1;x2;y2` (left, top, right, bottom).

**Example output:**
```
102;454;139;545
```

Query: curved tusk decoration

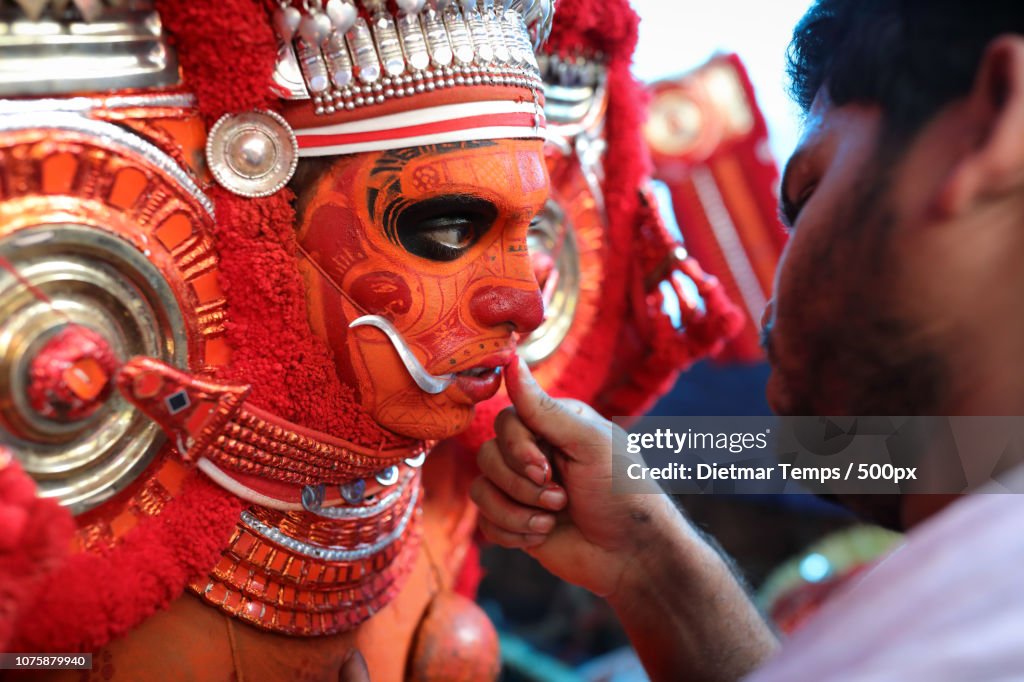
348;314;455;394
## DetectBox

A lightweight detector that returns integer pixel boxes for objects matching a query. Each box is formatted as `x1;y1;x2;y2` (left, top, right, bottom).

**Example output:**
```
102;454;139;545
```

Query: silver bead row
240;478;419;562
311;65;542;114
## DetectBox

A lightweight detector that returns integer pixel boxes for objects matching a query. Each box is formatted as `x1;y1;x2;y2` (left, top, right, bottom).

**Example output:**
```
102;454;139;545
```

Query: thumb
505;356;600;451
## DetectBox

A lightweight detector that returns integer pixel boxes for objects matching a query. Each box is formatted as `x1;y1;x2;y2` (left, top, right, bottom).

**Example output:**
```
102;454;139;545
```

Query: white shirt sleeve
747;486;1024;681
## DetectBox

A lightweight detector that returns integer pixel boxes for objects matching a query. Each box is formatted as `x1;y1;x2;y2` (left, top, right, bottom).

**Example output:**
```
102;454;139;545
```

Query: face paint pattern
296;139;548;441
348;314;455;394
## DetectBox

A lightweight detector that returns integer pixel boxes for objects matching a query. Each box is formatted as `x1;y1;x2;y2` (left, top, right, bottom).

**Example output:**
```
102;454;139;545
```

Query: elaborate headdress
272;0;550;155
188;1;553;196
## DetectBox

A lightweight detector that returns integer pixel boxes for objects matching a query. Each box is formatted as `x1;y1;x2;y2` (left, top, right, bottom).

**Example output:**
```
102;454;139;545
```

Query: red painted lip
438;349;514;404
452;367;505;403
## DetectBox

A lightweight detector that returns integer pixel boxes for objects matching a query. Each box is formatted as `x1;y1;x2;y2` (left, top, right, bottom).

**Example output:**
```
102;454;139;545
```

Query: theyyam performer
0;0;738;679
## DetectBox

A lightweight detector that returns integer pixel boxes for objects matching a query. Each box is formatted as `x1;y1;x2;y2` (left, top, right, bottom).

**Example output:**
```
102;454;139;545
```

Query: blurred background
631;0;812;162
479;2;905;679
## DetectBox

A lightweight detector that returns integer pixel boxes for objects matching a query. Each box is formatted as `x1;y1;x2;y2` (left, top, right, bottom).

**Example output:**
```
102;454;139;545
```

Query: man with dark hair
473;2;1024;679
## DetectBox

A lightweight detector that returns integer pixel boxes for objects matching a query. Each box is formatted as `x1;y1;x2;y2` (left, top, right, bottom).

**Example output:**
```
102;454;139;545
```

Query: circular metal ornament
206;110;298;198
0;226;188;514
0;113;217;515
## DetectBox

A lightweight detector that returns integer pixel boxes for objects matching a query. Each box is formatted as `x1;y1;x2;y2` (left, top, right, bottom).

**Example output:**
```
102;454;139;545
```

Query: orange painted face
296;139;549;440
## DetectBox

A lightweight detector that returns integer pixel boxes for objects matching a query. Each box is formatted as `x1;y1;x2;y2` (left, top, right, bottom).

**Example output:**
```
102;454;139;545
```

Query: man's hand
471;358;678;598
471;359;778;681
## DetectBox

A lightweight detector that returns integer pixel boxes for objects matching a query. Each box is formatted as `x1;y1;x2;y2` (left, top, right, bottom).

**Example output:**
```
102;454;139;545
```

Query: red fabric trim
544;0;640;64
0;458;75;652
282;85;545;130
155;0;278;122
297;111;539;148
10;469;243;652
9;0;282;654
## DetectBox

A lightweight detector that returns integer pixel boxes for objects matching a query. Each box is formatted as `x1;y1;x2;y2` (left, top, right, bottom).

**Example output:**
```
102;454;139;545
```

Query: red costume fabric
0;455;74;651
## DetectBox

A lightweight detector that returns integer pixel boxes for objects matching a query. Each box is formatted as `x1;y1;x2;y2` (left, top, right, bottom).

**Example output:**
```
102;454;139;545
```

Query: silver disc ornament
206;110;298;198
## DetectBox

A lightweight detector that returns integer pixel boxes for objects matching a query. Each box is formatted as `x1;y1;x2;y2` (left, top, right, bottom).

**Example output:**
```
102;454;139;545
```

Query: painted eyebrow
400;193;497;219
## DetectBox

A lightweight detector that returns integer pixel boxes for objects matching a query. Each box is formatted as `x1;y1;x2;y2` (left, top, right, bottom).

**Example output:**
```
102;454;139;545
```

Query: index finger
494;406;551;486
505;357;592;450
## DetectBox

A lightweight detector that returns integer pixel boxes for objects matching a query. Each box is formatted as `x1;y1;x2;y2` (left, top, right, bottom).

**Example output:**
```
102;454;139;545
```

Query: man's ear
936;35;1024;218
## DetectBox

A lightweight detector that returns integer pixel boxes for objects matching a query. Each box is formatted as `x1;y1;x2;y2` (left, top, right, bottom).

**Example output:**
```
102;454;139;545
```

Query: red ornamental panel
645;54;788;362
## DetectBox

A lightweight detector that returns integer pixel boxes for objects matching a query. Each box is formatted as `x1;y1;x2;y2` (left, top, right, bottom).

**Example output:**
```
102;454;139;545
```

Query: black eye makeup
396;194;498;262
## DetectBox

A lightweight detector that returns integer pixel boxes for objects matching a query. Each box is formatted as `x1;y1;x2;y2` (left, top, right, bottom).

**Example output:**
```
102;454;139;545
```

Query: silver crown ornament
271;0;555;116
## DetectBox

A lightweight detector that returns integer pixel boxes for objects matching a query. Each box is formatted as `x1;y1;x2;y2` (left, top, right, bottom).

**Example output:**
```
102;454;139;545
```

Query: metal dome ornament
205;110;299;198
